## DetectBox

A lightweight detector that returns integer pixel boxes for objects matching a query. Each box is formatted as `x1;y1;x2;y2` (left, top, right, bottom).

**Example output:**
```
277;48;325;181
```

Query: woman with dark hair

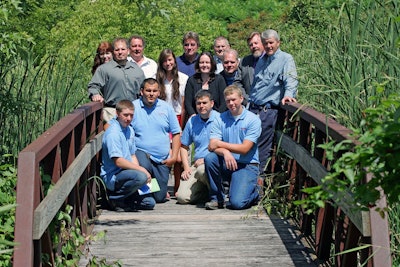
156;48;188;127
184;51;226;120
156;48;189;194
91;41;113;75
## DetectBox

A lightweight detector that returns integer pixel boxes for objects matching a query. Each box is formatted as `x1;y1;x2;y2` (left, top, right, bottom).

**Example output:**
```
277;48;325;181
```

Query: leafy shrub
0;155;17;266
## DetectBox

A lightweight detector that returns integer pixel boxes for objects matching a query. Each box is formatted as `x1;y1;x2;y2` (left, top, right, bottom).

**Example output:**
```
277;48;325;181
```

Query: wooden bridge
12;102;392;266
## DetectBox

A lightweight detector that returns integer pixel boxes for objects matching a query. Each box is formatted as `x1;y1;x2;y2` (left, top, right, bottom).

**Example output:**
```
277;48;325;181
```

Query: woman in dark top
184;51;227;121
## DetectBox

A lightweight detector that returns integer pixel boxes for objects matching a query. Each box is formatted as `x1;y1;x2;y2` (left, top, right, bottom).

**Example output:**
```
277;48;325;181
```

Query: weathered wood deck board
80;195;315;267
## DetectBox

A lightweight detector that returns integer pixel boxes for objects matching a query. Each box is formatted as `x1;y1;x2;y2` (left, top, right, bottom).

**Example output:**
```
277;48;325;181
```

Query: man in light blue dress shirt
249;29;298;175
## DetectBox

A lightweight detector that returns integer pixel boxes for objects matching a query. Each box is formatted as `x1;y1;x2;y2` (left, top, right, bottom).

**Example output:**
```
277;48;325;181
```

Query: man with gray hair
213;36;230;74
128;35;158;78
220;49;239;86
248;29;298;175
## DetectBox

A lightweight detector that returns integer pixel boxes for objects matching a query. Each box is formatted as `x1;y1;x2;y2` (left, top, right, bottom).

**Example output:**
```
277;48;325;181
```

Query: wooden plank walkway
80;193;316;266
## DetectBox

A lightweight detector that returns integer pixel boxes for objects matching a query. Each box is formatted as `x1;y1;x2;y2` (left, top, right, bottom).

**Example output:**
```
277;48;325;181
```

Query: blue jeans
135;149;170;203
204;152;259;210
109;169;155;209
249;107;278;173
111;169;147;200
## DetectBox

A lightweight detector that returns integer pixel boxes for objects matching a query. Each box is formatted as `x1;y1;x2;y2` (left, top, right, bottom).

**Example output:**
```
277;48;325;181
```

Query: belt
249;102;279;110
104;103;116;108
249;163;259;167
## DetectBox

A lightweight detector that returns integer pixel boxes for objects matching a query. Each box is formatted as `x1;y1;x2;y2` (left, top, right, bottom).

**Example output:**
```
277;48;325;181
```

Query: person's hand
281;96;297;105
91;94;104;103
223;151;237;171
208;139;221;152
138;166;152;182
163;157;176;168
193;158;204;168
181;169;192;180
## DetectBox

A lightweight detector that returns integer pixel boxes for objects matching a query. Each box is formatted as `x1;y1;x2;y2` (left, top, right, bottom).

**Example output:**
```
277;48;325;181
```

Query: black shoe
109;199;137;212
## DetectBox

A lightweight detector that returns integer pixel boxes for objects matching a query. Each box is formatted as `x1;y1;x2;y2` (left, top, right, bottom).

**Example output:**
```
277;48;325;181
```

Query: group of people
88;29;298;212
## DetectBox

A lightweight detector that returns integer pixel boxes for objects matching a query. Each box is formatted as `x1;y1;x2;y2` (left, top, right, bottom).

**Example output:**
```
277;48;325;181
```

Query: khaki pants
102;107;116;123
176;164;209;204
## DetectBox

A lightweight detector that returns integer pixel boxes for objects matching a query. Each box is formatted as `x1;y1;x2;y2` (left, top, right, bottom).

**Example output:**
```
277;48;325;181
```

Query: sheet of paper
138;178;160;195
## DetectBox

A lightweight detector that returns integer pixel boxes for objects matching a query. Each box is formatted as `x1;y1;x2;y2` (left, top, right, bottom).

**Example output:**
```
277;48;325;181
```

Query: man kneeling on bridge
205;85;262;210
101;100;156;211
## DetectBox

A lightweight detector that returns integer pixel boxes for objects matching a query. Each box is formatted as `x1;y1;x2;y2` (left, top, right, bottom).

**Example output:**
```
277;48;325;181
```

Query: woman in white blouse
156;48;189;194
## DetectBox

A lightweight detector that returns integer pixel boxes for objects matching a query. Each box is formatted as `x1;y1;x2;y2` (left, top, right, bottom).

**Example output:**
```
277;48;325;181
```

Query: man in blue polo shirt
205;85;261;210
131;78;181;203
176;90;218;204
101;100;156;211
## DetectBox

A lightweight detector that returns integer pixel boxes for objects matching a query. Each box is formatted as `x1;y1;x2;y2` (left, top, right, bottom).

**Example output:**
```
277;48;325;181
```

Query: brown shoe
205;201;224;210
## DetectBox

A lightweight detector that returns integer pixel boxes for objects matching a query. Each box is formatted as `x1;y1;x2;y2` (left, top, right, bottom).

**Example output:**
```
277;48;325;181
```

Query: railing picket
279;103;391;266
13;102;103;267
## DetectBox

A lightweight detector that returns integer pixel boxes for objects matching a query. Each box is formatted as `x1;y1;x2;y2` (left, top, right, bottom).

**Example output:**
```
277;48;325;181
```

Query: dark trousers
249;107;278;174
135;149;171;203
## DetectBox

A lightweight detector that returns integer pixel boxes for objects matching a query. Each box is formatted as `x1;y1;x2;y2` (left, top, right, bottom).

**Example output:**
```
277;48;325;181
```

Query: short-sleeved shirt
164;72;188;115
210;108;261;164
181;110;219;161
131;98;181;163
128;55;158;79
100;118;136;191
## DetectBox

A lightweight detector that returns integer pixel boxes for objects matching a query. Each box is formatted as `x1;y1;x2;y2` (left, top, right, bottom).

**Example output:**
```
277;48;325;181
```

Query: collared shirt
250;49;298;106
234;52;264;98
176;53;199;77
210;108;261;164
164;72;188;115
214;55;223;74
221;70;238;86
100;118;136;191
128;55;158;79
131;98;181;163
88;59;145;106
181;110;219;161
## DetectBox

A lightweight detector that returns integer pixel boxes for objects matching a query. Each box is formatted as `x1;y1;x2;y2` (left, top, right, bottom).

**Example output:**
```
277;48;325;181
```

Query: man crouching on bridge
205;85;262;210
101;100;156;211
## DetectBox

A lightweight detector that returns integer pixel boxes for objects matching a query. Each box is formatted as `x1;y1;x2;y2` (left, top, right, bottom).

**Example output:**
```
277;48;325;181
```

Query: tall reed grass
297;0;400;129
293;0;400;264
0;53;91;158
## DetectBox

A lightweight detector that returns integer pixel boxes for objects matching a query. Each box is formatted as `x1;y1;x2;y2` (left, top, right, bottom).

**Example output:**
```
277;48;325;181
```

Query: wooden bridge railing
276;102;391;266
13;102;103;267
12;101;392;266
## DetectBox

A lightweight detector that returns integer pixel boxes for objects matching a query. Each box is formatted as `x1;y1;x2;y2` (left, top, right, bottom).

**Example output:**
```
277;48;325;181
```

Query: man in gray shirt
88;37;145;127
233;32;265;103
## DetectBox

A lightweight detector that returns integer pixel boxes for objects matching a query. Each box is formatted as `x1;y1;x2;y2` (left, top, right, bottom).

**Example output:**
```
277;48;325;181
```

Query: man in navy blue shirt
176;31;200;77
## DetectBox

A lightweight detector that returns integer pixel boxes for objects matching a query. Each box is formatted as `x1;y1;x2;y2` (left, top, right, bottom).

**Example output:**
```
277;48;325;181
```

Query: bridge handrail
13;102;103;267
278;102;391;266
12;101;391;266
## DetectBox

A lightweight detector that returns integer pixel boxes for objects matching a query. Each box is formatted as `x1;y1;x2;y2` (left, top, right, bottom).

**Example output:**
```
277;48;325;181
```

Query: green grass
0;53;90;157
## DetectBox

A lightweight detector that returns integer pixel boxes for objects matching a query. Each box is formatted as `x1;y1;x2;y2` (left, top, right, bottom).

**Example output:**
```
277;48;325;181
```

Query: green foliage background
1;0;399;265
